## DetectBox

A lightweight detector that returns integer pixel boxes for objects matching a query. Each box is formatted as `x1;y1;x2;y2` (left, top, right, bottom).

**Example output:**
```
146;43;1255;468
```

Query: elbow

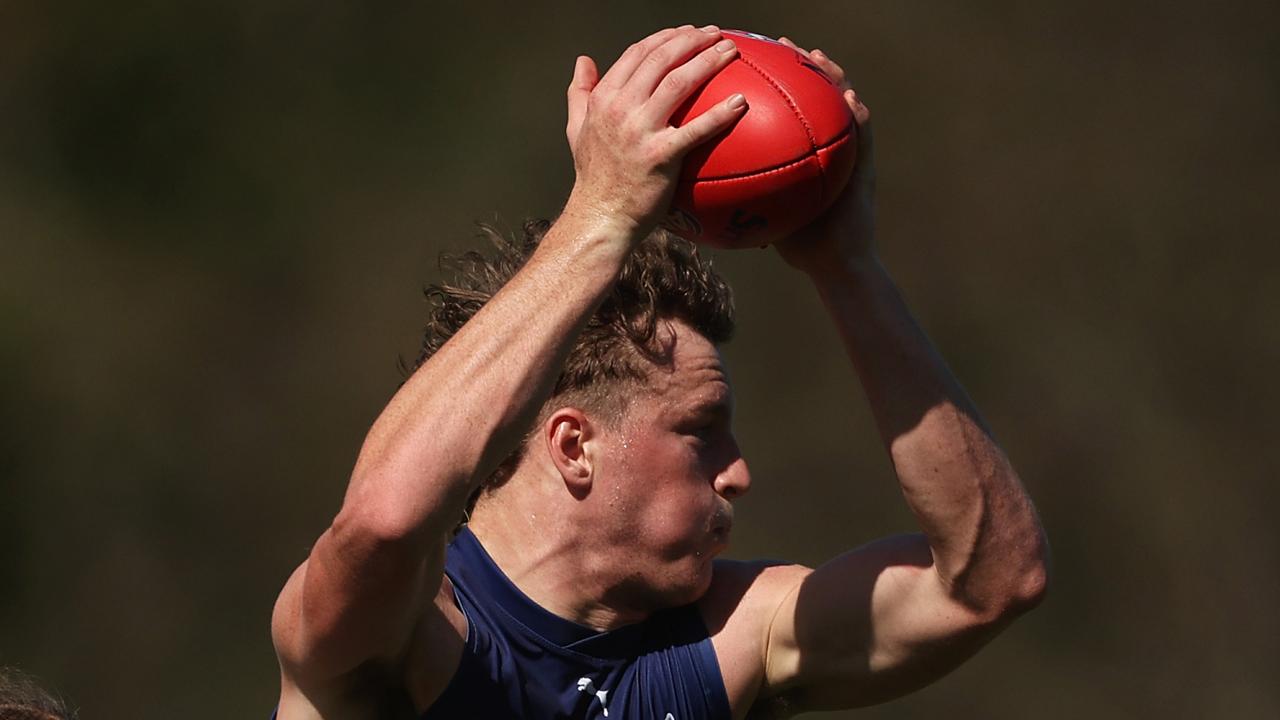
332;507;411;547
328;493;433;553
1015;522;1052;609
334;460;471;548
993;534;1052;619
960;564;1049;627
1007;556;1050;614
954;532;1051;624
308;503;439;589
979;494;1052;620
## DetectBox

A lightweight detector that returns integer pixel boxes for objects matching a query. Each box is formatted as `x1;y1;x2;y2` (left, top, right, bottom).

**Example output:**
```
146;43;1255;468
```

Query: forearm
341;214;636;541
812;257;1047;613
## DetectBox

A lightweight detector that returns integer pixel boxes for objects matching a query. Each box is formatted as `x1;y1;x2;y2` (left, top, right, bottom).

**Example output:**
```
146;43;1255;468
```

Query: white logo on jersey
575;676;610;717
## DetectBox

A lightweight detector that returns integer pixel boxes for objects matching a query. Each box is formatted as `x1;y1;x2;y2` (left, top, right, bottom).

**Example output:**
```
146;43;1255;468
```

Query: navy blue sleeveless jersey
422;526;732;720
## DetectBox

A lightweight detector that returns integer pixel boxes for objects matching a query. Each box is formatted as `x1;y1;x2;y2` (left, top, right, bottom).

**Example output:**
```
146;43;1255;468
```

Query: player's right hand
562;25;748;239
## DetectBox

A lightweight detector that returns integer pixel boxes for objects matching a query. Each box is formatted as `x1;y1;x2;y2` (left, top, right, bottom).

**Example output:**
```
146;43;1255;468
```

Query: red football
663;30;857;249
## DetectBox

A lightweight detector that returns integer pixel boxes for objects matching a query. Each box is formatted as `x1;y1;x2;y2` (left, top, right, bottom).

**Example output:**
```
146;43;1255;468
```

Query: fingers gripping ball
663;31;857;249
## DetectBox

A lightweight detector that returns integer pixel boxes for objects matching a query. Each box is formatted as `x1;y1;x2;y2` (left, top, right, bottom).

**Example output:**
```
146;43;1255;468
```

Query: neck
467;486;650;632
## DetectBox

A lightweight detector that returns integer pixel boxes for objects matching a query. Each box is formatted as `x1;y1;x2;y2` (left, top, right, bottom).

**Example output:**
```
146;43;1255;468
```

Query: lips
709;512;733;551
710;507;734;536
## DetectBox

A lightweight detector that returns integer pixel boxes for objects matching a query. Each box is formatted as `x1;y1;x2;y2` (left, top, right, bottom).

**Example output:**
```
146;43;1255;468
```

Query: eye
681;424;706;440
678;406;731;445
689;416;728;447
678;420;713;444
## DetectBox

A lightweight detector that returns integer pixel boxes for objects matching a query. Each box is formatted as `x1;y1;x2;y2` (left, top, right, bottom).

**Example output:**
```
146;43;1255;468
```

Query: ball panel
670;155;825;248
817;128;858;208
730;33;853;147
672;62;812;180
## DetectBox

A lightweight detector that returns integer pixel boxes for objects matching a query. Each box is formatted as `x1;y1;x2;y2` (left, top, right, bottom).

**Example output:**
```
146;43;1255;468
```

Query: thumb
566;55;599;150
846;89;874;190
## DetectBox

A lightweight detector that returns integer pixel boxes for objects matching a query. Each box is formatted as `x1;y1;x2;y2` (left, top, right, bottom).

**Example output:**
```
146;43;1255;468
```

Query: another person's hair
411;219;736;499
0;667;76;720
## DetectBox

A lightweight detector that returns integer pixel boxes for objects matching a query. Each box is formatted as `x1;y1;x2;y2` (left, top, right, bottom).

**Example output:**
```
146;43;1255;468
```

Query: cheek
607;430;714;528
636;446;716;537
638;438;703;490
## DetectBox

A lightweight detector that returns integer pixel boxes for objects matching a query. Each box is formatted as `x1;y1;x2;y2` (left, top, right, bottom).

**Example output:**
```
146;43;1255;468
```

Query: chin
692;560;717;598
628;535;724;609
678;531;729;600
671;553;717;605
629;558;710;610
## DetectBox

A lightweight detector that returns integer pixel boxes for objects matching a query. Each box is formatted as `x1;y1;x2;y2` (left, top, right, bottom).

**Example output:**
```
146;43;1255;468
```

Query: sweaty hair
0;667;76;720
411;218;735;498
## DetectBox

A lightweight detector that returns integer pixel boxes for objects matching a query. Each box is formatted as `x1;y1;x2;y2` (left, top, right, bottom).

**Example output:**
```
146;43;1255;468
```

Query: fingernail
812;49;825;60
727;93;747;109
701;24;720;33
715;39;736;53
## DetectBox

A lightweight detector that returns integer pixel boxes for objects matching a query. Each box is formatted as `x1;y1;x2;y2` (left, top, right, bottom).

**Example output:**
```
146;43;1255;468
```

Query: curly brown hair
410;219;736;498
0;667;75;720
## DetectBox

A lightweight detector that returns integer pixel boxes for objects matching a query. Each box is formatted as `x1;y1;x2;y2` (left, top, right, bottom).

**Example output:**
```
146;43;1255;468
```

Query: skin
271;25;1049;720
469;319;746;630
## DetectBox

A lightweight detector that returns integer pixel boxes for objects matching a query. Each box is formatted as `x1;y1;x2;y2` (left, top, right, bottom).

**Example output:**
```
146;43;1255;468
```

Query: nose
714;454;751;500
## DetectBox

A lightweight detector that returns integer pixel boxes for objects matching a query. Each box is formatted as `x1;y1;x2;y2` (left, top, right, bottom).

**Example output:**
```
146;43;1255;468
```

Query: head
414;220;750;608
0;667;75;720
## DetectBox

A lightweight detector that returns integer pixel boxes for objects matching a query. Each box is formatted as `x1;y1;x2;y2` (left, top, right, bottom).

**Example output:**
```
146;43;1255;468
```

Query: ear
544;407;596;499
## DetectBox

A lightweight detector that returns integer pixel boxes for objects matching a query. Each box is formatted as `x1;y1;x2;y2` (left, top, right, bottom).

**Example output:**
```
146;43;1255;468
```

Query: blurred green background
2;1;1276;718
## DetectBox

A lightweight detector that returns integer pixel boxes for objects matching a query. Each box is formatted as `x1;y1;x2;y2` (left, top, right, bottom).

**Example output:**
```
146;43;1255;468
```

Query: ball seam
735;53;825;204
736;54;819;152
692;130;851;184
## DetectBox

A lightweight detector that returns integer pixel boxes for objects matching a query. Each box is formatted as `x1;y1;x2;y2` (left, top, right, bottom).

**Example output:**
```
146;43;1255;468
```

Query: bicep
761;533;1009;712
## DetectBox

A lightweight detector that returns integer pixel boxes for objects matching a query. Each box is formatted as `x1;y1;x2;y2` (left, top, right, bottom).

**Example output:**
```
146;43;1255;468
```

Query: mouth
709;515;733;549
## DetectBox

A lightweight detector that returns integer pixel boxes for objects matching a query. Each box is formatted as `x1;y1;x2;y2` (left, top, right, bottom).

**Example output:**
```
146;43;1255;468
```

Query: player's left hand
771;39;876;278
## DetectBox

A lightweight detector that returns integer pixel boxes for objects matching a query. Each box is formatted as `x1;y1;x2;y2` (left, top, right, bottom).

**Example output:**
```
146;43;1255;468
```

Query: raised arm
754;43;1049;714
271;25;749;715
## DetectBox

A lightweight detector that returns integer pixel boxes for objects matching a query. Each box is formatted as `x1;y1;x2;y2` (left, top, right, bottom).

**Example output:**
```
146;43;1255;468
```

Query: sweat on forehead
634;320;730;397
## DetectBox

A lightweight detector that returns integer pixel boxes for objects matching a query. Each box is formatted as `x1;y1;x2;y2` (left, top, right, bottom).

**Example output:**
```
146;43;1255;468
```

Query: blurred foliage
1;1;1277;718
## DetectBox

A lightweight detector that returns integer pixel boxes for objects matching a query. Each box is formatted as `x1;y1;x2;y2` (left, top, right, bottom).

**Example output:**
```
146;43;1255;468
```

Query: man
272;25;1049;719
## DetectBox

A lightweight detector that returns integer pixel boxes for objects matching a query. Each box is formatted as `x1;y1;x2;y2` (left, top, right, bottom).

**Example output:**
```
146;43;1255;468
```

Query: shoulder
273;562;467;718
699;559;812;718
701;559;812;629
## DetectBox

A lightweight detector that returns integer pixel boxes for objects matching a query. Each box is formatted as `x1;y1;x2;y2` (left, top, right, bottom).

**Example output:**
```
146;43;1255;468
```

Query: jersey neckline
450;525;706;660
